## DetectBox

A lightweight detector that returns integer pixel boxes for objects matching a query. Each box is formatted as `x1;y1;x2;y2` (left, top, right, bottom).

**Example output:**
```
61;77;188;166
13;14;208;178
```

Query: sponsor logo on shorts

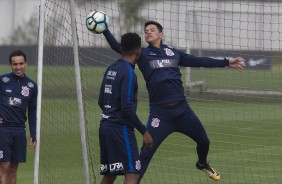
110;162;124;172
135;160;141;170
100;164;108;172
151;118;160;128
0;151;3;159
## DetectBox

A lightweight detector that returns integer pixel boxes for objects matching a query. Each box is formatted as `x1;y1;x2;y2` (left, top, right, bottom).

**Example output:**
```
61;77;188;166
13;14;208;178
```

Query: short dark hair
9;50;27;64
121;32;141;55
144;21;163;32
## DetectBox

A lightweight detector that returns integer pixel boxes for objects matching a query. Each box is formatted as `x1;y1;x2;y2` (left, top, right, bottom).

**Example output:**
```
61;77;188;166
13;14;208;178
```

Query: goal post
37;1;282;184
36;0;91;183
33;0;45;183
69;0;90;183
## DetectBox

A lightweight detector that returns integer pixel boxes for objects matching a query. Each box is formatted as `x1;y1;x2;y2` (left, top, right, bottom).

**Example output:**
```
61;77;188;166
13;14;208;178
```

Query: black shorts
0;127;27;163
99;124;141;175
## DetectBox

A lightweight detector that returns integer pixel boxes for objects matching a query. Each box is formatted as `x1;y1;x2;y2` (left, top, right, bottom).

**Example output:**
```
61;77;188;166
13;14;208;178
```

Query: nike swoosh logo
248;58;266;67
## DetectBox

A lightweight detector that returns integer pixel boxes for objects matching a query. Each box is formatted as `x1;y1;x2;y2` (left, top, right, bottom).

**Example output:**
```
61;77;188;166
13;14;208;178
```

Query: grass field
1;64;281;184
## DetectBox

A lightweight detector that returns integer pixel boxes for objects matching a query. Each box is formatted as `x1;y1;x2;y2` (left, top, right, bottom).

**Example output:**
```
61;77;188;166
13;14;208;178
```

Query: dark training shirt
0;72;38;141
98;59;146;134
103;29;229;106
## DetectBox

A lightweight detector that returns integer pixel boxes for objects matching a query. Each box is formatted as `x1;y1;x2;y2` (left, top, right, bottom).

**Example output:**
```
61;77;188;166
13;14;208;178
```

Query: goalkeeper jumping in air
97;20;246;182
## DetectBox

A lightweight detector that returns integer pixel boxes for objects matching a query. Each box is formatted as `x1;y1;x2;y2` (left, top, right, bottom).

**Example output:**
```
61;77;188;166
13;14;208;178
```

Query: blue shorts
0;127;27;163
99;124;141;175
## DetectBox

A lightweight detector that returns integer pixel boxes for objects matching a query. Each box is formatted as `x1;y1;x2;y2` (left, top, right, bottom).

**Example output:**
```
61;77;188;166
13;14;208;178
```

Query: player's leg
10;131;27;184
124;173;138;184
138;115;175;183
177;112;210;164
0;162;10;184
99;125;113;181
175;103;220;181
0;128;13;184
100;175;117;184
100;124;141;183
121;126;142;184
7;163;18;184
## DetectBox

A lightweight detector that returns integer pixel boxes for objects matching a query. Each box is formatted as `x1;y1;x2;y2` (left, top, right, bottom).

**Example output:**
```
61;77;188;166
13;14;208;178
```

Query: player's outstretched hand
228;57;246;71
143;130;153;149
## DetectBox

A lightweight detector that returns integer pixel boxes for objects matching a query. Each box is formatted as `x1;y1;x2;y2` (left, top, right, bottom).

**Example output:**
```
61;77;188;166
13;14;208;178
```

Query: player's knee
198;136;210;147
6;164;18;179
124;173;138;184
0;163;11;174
101;175;116;184
204;137;210;146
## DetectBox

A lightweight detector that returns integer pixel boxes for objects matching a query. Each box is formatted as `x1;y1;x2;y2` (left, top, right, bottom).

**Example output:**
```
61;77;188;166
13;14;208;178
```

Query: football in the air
86;10;109;34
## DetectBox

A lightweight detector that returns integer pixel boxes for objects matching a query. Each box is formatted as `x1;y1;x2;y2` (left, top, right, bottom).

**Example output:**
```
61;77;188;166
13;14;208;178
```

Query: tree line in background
2;0;157;45
2;12;38;45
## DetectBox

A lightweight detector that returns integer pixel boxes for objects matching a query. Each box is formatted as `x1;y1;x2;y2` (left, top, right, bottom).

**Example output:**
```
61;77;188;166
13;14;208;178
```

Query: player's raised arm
103;29;122;54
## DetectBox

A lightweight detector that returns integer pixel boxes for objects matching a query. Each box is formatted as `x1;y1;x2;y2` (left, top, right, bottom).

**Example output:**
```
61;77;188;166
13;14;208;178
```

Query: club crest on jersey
151;118;160;128
2;77;10;83
21;86;30;97
164;48;174;56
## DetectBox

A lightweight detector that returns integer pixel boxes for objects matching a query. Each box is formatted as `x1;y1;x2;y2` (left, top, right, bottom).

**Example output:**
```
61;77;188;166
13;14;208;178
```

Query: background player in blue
98;21;246;182
0;50;38;184
98;32;153;184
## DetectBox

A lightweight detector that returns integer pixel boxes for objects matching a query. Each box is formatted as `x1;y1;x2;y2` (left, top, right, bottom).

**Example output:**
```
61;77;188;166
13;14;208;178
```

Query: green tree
2;12;38;45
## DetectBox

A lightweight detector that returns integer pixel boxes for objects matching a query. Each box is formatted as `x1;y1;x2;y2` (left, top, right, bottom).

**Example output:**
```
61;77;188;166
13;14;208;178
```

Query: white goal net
38;0;282;184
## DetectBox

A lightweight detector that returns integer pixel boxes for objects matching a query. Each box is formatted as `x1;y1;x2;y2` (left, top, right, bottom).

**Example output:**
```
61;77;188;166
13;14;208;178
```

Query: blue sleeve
28;84;38;142
120;66;146;135
178;50;229;67
103;29;122;54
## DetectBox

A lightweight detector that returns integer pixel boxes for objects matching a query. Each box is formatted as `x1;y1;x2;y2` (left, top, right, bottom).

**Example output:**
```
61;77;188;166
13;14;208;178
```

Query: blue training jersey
98;59;146;134
103;30;229;106
0;72;38;141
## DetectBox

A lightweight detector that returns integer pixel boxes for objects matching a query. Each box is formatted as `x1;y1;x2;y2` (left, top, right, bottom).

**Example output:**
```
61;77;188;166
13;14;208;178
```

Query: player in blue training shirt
0;50;38;184
98;32;153;184
99;21;246;182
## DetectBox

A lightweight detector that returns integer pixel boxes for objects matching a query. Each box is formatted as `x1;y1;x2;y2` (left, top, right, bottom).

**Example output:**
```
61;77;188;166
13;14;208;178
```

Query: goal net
38;0;282;184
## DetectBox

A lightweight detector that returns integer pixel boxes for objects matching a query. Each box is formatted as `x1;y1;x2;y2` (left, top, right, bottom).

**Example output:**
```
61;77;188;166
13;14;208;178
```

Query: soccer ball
86;10;109;34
